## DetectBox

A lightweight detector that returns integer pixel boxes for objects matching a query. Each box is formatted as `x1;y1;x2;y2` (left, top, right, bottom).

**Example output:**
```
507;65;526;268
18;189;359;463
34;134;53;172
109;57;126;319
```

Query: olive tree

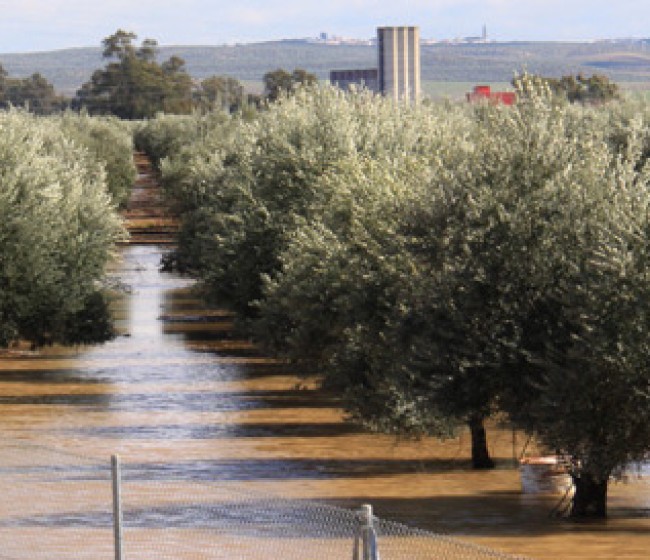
263;68;318;102
57;112;136;207
161;86;395;313
254;96;502;467
0;110;125;347
258;79;650;498
255;155;459;438
516;73;620;104
436;77;650;515
194;76;246;113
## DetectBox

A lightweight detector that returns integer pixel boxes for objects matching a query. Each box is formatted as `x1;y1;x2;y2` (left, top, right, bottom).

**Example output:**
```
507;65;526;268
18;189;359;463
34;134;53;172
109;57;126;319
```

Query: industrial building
377;26;421;102
329;68;379;93
329;26;421;103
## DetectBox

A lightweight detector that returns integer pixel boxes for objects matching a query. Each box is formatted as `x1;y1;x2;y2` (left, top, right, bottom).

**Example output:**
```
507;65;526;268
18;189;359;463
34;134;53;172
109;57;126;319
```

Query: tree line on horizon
0;30;319;118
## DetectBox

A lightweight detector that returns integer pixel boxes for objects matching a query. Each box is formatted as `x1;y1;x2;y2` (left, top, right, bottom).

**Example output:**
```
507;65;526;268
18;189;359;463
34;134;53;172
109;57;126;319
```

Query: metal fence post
111;455;124;560
352;504;380;560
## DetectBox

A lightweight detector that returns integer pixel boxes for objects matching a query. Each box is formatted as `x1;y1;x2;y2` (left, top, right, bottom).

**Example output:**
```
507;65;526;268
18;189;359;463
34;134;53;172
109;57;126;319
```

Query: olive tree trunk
468;414;495;469
570;472;608;518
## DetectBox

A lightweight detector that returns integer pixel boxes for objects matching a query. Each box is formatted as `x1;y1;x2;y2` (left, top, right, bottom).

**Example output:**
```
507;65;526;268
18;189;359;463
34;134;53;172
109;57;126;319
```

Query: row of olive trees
0;110;130;348
145;80;650;518
57;112;136;207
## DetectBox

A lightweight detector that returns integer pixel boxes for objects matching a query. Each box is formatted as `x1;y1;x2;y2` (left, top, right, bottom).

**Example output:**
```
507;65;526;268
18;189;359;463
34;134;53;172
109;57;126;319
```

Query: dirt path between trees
120;152;179;245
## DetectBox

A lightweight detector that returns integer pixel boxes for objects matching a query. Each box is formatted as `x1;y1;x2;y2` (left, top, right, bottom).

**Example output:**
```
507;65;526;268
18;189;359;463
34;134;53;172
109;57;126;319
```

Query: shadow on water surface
0;370;108;385
1;457;482;482
0;363;296;387
4;493;648;541
0;388;336;411
0;501;358;537
0;499;413;541
321;495;650;537
101;458;481;481
69;422;361;439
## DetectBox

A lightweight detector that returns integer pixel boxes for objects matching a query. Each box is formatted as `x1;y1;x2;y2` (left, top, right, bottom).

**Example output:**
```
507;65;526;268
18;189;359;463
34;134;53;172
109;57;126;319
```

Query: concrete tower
377;26;421;102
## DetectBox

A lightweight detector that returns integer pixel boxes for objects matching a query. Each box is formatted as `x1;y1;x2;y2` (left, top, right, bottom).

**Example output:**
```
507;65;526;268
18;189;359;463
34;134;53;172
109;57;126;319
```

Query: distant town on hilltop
269;27;650;47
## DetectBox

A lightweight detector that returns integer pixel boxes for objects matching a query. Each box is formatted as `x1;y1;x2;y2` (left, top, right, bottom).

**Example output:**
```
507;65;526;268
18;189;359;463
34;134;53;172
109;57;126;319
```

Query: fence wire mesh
0;437;535;560
0;440;112;560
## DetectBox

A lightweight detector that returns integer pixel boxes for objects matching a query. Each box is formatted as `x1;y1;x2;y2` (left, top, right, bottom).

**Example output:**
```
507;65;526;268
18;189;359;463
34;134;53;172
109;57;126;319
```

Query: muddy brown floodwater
0;245;648;560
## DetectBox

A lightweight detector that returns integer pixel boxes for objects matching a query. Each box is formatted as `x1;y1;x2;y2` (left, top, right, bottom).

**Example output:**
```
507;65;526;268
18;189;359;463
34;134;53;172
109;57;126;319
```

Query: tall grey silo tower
377;26;421;102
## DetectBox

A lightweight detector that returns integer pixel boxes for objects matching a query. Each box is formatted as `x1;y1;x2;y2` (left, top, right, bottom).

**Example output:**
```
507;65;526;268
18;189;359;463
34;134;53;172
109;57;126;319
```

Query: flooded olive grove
2;81;650;559
0;243;648;559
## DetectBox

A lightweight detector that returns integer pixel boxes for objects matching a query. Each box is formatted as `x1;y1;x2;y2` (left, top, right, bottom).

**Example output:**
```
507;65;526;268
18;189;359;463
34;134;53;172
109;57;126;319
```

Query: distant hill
2;40;650;98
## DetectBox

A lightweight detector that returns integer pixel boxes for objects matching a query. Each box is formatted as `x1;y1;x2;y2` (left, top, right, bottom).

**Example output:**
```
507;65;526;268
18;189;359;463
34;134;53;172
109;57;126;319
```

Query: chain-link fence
0;440;112;560
0;437;531;560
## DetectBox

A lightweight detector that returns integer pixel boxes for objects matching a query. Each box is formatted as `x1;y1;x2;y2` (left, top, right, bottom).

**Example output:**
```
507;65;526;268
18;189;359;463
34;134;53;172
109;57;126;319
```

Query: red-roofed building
466;85;516;105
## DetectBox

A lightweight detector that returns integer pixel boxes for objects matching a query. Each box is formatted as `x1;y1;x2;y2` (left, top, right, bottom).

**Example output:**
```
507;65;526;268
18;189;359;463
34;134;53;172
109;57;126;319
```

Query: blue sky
0;0;648;53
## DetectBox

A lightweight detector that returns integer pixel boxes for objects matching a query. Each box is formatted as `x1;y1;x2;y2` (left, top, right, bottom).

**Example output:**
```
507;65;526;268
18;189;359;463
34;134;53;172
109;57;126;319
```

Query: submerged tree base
570;474;608;518
469;415;496;469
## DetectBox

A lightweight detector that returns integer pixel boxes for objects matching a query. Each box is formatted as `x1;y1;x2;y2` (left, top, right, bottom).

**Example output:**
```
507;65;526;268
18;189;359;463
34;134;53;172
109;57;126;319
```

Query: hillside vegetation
2;40;650;96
